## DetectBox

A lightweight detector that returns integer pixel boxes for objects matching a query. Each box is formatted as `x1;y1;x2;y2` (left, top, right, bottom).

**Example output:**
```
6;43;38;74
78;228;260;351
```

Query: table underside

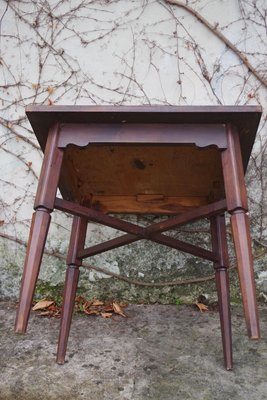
61;144;224;214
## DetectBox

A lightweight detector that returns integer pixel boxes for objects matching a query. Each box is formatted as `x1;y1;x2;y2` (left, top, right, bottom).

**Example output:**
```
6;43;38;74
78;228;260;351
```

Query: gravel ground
1;301;267;400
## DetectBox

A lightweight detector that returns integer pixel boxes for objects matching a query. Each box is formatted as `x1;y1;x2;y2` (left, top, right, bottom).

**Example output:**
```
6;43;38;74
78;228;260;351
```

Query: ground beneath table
1;302;267;400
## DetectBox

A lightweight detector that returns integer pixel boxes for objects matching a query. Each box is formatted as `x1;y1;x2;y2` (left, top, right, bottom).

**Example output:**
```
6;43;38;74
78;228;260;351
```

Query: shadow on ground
1;302;267;400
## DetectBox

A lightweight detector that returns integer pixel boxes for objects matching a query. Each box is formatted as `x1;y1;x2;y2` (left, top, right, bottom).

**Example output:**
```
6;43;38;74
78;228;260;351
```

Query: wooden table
15;105;262;370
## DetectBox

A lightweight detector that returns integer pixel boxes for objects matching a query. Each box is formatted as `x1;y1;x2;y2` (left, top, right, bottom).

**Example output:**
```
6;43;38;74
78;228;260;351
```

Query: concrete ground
1;302;267;400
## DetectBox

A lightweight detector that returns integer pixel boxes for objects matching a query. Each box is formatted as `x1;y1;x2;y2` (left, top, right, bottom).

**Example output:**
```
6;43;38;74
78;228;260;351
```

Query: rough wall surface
0;0;267;303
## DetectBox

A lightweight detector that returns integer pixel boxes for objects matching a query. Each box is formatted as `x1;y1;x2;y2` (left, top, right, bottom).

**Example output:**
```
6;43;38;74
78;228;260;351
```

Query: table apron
58;123;227;149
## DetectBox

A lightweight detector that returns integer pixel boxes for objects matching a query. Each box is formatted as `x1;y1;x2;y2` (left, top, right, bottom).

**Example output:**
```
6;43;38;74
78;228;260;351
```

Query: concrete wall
0;0;267;303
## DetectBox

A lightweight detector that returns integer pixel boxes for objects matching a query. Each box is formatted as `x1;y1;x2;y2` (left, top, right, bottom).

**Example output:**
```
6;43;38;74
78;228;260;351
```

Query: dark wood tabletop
26;105;261;167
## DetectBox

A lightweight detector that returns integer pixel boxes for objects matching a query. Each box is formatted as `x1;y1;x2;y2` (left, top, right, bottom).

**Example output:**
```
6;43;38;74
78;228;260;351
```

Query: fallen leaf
195;302;208;313
0;220;4;226
48;98;53;106
34;296;129;319
84;300;93;309
32;300;54;311
103;304;114;312
37;311;51;316
113;302;126;317
75;295;87;307
92;299;104;306
75;295;86;302
48;304;58;312
27;161;32;167
101;312;113;319
7;122;13;129
84;309;100;315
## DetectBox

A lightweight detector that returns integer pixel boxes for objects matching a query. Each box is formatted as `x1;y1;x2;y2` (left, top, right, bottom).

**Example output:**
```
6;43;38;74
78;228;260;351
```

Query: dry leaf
37;311;51;316
103;304;114;312
84;309;100;315
75;295;86;302
48;304;57;312
34;296;129;319
75;295;87;305
48;98;53;106
0;220;4;226
113;302;126;317
27;161;32;167
47;86;54;94
7;122;13;129
92;299;104;306
101;312;113;319
195;302;208;313
83;300;93;309
32;300;54;311
32;83;40;90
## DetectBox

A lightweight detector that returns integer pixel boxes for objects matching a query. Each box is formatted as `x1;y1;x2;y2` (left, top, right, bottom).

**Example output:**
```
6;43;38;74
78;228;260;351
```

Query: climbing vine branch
164;0;267;88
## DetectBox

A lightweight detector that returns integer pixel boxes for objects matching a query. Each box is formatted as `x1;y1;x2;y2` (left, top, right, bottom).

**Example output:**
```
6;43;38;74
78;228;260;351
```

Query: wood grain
62;145;224;214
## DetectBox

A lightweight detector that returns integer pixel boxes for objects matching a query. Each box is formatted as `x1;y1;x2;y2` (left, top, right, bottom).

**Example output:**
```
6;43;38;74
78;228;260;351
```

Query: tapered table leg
57;265;80;364
231;211;259;338
15;210;51;333
222;123;260;339
211;214;232;370
57;216;87;364
15;123;63;334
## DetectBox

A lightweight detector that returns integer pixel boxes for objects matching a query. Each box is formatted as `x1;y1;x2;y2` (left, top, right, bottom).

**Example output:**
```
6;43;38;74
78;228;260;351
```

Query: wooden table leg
222;124;260;339
230;211;260;339
15;209;51;333
211;214;232;370
15;124;63;334
57;216;87;364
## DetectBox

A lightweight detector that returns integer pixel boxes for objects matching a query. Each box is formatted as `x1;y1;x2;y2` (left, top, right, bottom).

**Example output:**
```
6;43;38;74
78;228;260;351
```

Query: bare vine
164;0;267;88
2;230;266;287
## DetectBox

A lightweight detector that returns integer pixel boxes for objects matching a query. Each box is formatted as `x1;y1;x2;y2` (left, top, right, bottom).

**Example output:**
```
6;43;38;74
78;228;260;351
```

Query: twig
164;0;267;88
0;231;224;287
1;230;266;288
1;231;217;286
